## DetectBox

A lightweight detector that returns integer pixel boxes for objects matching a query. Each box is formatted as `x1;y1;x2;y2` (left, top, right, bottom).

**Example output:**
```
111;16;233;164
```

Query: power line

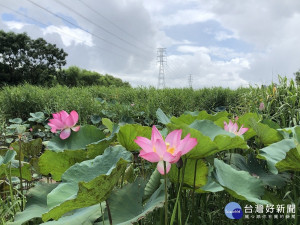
53;0;149;58
0;3;127;59
26;0;148;60
77;0;153;51
167;57;186;76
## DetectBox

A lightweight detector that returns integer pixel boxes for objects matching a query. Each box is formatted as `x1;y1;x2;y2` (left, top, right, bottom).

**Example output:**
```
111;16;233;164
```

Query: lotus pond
0;105;300;224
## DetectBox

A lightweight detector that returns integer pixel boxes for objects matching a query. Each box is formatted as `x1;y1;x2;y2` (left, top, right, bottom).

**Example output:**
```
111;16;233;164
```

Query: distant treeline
0;30;130;88
59;66;131;87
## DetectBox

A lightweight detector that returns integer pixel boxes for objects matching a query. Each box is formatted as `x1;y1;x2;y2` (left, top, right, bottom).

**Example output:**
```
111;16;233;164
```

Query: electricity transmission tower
157;48;166;89
188;74;192;89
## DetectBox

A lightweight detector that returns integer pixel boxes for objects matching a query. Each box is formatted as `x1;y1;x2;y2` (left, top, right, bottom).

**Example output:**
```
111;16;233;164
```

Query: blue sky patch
165;20;253;56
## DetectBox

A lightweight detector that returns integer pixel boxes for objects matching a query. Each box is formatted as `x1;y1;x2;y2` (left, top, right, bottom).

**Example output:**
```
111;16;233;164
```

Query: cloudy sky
1;0;300;89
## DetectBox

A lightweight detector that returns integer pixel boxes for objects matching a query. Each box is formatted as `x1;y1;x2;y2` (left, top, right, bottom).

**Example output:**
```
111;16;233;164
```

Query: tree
60;66;131;87
294;69;300;86
0;30;67;85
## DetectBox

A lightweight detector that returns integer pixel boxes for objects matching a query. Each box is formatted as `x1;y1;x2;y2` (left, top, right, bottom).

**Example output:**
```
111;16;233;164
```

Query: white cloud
1;0;300;88
214;31;238;41
177;45;209;54
42;25;94;47
3;21;28;30
157;9;214;27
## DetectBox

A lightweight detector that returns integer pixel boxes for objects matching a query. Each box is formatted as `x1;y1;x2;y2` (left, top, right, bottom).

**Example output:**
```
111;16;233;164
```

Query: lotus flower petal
135;126;197;174
71;126;80;132
60;110;69;121
165;129;182;148
60;128;71;140
237;126;249;136
157;161;171;175
48;119;64;130
65;115;75;127
70;110;79;124
177;134;198;155
224;119;248;136
151;125;163;143
134;136;153;153
163;152;181;164
154;138;167;157
48;110;80;139
139;151;161;162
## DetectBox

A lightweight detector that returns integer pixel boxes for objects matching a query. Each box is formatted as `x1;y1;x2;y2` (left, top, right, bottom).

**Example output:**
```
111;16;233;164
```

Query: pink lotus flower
48;110;80;139
224;120;248;136
134;126;197;175
259;102;265;111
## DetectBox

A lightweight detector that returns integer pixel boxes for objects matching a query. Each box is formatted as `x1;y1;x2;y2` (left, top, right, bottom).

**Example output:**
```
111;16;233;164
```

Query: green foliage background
0;84;242;124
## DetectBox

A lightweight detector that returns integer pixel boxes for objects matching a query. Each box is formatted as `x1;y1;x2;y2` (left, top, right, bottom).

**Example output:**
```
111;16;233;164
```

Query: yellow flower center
166;142;176;154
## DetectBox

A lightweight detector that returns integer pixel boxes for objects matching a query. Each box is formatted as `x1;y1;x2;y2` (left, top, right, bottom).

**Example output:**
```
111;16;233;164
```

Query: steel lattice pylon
157;48;166;89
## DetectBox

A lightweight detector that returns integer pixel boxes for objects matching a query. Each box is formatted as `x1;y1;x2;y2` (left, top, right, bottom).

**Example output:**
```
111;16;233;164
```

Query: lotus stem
106;199;113;225
192;159;199;222
18;137;24;210
164;161;168;225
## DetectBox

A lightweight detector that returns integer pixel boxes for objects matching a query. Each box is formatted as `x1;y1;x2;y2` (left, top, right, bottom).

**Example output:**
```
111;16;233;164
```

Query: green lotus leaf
170;111;228;127
197;165;224;193
213;116;229;127
42;146;131;221
28;112;45;123
237;113;260;140
0;158;32;181
8;182;103;225
249;119;283;145
197;111;228;121
213;135;248;151
274;148;300;172
156;108;171;125
257;139;296;174
10;138;42;160
213;159;269;205
40;204;103;225
102;118;114;132
144;169;161;199
101;178;165;225
197;175;224;193
237;113;260;127
227;153;289;188
39;150;87;181
184;120;248;159
170;114;197;126
39;126;113;181
189;120;236;140
39;139;112;181
8;182;58;225
0;149;16;165
182;128;218;159
117;124;152;151
46;125;106;152
90;115;101;125
168;159;208;188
